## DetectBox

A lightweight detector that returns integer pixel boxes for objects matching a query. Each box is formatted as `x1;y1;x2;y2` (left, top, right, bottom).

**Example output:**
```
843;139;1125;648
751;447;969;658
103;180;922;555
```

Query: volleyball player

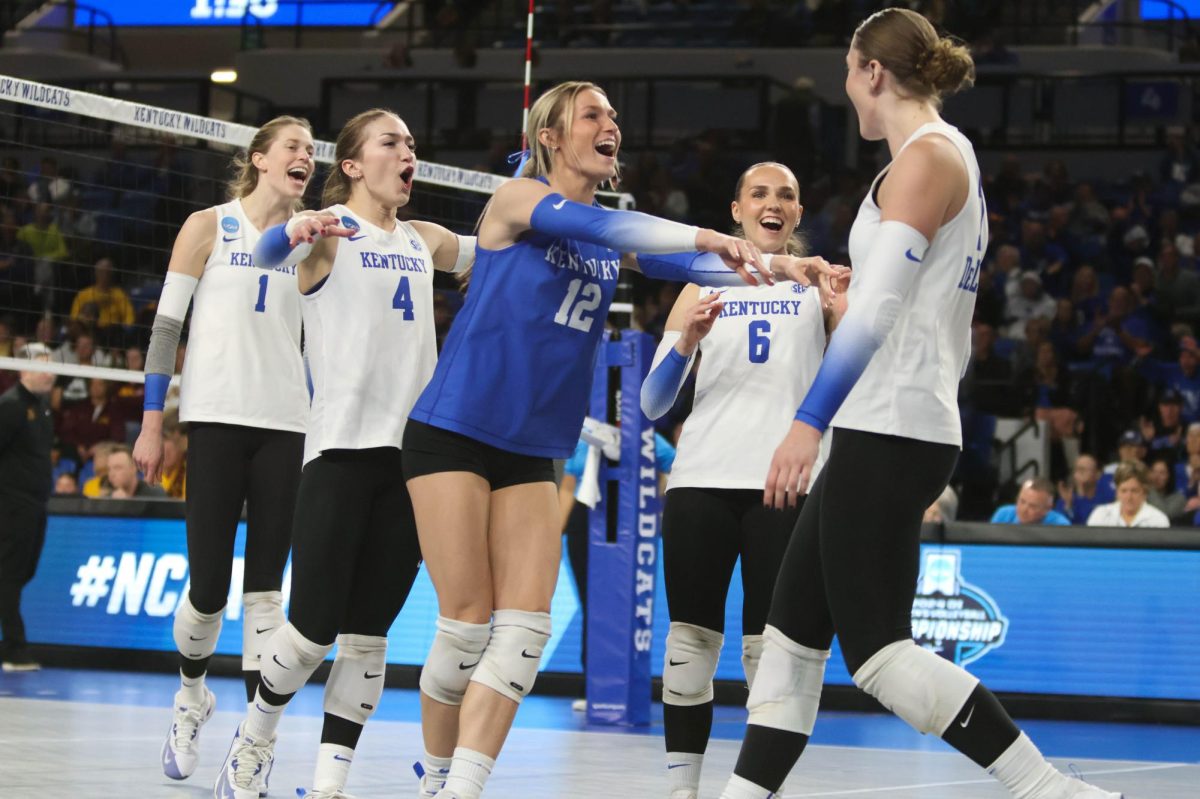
641;162;844;799
212;108;474;799
134;116;315;783
718;11;1123;799
401;80;840;799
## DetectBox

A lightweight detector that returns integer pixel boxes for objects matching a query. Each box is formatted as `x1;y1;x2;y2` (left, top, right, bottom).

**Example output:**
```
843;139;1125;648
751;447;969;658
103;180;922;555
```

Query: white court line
782;762;1194;797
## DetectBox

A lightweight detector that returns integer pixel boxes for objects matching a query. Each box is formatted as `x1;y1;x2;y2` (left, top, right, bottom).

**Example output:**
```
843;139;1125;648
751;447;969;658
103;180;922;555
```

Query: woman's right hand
285;210;356;246
676;291;725;355
133;425;164;485
695;228;769;286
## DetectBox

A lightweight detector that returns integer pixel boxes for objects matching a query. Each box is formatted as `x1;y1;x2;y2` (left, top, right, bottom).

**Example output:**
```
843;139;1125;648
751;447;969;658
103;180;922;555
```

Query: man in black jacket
0;343;55;671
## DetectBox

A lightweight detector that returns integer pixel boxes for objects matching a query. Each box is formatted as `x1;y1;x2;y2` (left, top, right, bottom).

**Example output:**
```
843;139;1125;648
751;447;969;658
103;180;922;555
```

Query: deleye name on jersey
229;251;296;275
718;298;807;319
544;239;619;281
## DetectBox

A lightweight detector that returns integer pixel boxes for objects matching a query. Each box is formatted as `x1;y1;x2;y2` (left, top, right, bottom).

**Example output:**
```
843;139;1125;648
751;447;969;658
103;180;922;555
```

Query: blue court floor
1;668;1196;797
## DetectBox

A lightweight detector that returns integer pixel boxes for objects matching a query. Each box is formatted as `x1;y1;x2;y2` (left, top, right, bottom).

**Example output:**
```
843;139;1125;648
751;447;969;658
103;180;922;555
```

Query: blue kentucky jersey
410;231;621;458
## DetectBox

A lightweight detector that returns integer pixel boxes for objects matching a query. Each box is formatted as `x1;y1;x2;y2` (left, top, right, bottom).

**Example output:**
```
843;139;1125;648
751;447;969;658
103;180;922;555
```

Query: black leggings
286;448;423;645
185;423;303;614
663;487;801;636
769;428;959;675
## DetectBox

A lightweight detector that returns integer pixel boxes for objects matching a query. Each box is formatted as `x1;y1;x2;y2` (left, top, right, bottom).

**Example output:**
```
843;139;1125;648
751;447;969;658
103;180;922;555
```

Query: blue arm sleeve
640;346;691;421
144;373;170;412
252;223;294;269
635;251;747;287
529;193;698;254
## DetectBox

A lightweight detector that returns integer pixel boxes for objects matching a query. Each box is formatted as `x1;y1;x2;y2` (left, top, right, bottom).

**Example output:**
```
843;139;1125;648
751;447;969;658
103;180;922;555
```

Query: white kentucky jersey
668;281;827;490
832;122;986;447
179;199;307;432
301;204;437;465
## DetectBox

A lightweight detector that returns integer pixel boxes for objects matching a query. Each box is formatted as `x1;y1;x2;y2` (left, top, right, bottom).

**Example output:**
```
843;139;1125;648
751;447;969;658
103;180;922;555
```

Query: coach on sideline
0;343;55;672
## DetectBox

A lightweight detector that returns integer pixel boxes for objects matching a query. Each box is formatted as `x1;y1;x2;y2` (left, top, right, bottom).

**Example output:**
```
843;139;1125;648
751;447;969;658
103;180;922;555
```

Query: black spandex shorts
401;418;557;490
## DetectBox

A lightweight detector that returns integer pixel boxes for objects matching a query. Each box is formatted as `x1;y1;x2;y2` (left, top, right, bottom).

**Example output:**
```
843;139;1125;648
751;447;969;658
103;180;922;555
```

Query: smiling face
543;87;621;185
253;123;315;200
731;163;802;255
344;114;417;209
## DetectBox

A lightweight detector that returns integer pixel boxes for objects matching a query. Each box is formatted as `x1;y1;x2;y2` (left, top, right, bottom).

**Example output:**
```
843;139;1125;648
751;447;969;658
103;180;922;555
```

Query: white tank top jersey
301;204;437;465
668;280;827;491
179;199;308;432
831;122;987;448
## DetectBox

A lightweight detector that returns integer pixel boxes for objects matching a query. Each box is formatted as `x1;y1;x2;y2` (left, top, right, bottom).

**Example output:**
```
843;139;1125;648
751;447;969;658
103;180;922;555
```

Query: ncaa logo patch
341;215;361;231
220;216;240;234
912;549;1008;666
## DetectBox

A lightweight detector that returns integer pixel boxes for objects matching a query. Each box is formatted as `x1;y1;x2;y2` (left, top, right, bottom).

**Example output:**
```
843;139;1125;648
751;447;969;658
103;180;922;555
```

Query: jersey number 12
554;278;602;333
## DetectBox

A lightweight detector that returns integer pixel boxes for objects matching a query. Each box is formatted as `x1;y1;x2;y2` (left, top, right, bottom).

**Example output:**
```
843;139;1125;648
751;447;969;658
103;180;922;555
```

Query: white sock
441;747;495;799
667;751;703;794
244;693;284;742
178;671;206;705
312;743;354;792
720;773;775;799
422;750;452;789
987;733;1071;799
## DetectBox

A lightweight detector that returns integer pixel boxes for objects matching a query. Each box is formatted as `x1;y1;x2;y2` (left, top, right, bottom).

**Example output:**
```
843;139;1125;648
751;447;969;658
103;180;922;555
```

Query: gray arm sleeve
146;314;183;375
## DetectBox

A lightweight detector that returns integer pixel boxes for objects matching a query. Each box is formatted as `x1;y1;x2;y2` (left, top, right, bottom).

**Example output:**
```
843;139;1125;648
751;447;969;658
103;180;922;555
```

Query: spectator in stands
103;446;165;499
69;257;134;339
16;202;68;264
1118;224;1152;284
923;485;958;524
160;415;187;500
1142;388;1186;463
1077;286;1154;364
990;477;1071;526
1159;126;1199;189
1068;264;1103;323
1130;256;1156;312
58;379;127;466
81;440;118;498
1087;460;1170;528
1048;298;1082;361
963;321;1019;416
1154;241;1200;331
54;472;78;496
1055;453;1113;524
1165;336;1200;424
1018;218;1068;295
1147;457;1187;521
1004;271;1057;339
26;156;71;210
55;332;112;404
0;204;36;334
1106;430;1148;473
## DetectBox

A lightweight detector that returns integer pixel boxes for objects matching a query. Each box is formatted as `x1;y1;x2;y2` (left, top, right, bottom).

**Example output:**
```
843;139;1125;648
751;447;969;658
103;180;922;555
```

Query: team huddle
134;9;1125;799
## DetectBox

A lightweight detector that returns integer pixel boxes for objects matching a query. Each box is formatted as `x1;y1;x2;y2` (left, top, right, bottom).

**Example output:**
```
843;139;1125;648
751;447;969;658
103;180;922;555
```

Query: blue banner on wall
23;515;1200;701
77;1;394;27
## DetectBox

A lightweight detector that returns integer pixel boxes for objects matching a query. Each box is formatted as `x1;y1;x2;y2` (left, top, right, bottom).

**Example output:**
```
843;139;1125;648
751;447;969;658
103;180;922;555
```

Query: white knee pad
259;623;334;697
173;594;224;661
661;622;724;707
745;625;829;736
419;616;492;706
851;639;979;736
324;634;388;726
470;609;552;703
241;590;285;671
741;634;764;691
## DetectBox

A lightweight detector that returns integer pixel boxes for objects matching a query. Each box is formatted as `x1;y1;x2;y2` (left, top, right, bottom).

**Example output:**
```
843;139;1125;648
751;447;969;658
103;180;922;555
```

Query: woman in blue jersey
717;10;1124;799
402;81;841;799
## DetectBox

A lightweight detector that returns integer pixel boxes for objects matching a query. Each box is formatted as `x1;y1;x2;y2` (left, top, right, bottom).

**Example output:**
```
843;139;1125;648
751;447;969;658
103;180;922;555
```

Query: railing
2;1;126;64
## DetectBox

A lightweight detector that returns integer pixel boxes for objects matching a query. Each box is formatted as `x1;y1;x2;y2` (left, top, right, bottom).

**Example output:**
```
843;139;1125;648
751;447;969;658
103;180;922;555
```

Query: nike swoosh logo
904;248;922;263
255;627;275;635
223;236;241;242
188;635;207;641
553;198;568;210
364;671;383;679
668;659;689;666
254;702;281;715
163;751;173;765
333;754;352;763
348;234;367;241
667;763;689;769
520;649;540;659
272;654;290;670
458;660;480;670
960;704;975;728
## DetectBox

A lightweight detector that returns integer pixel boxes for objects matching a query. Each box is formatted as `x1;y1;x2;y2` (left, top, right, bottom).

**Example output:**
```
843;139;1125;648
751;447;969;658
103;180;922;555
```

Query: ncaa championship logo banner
912;549;1009;666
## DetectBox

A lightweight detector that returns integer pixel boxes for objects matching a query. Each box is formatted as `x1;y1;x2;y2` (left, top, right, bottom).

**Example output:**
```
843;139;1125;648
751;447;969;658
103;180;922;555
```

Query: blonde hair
731;161;806;257
519;81;619;187
852;8;975;108
226;115;312;201
1114;460;1150;491
321;108;398;208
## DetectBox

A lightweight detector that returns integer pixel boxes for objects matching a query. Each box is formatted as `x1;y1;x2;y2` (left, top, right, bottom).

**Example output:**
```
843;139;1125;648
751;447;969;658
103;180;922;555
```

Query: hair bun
919;37;975;97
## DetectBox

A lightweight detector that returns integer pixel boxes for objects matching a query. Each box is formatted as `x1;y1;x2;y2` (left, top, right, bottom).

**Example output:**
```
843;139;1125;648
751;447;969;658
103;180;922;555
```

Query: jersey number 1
554;278;602;333
253;274;268;313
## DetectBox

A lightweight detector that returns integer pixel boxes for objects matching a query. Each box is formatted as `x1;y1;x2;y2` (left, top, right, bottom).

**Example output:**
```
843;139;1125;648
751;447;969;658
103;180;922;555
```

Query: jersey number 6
748;319;771;363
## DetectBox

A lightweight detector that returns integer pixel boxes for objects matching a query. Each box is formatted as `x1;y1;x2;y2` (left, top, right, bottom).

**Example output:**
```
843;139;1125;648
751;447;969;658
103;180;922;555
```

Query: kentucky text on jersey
544;239;620;280
359;251;428;273
228;251;295;274
718;298;808;318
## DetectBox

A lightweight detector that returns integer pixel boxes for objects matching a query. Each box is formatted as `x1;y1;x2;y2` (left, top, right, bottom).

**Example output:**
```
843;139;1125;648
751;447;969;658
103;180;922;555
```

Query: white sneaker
161;686;216;780
669;790;699;799
213;721;275;799
298;790;357;799
414;760;448;798
1059;777;1124;798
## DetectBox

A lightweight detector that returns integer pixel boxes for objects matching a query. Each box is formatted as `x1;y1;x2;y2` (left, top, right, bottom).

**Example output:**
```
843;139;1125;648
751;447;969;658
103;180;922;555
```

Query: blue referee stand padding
585;329;660;727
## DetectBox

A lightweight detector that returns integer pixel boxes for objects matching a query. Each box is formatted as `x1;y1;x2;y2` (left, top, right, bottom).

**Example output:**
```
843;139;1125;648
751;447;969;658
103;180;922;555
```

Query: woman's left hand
764;420;822;509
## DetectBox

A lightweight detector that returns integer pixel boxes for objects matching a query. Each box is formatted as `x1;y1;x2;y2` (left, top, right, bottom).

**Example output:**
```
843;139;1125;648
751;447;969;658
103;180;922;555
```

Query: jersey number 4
554;278;602;333
392;276;415;320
